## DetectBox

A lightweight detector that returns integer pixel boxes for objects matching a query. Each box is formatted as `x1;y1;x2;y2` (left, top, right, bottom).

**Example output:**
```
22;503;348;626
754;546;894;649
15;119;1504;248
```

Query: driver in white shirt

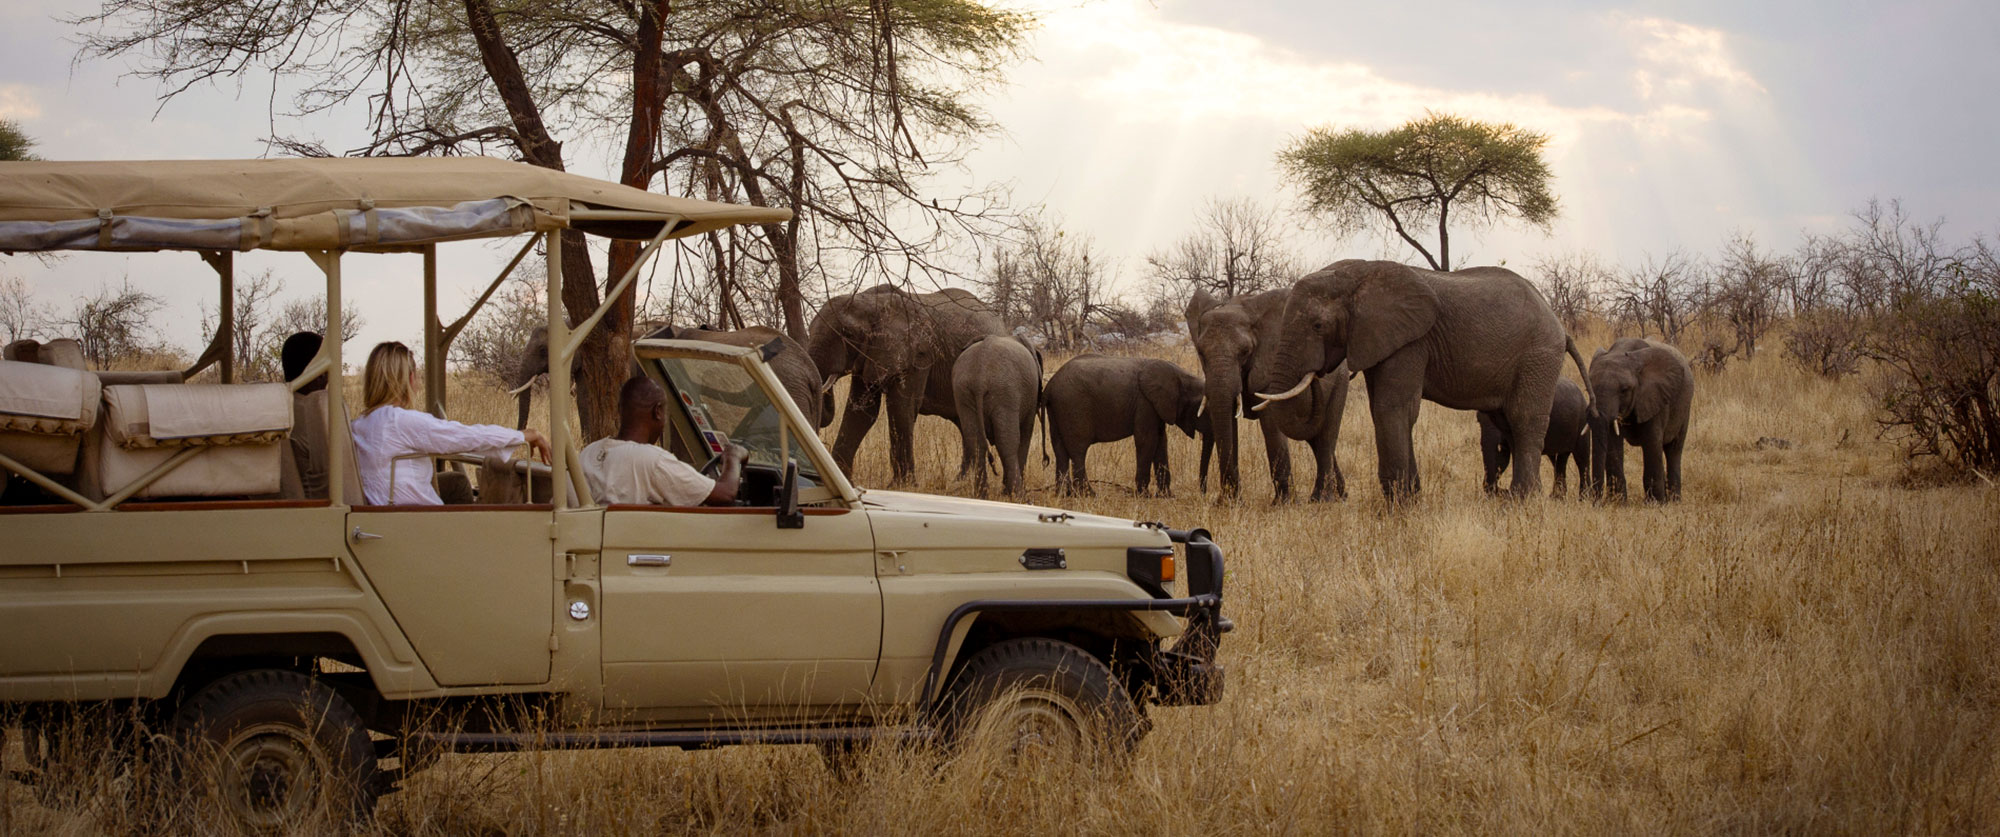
581;376;744;506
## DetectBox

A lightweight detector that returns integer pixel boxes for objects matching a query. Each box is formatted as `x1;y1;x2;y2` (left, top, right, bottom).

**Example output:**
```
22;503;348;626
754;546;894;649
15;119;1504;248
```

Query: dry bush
7;331;1999;835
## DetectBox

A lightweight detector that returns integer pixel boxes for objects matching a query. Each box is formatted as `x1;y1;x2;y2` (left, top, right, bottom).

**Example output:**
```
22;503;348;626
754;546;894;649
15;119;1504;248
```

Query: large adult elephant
1586;337;1693;503
808;285;1007;484
1256;259;1586;500
1187;287;1348;502
510;323;822;430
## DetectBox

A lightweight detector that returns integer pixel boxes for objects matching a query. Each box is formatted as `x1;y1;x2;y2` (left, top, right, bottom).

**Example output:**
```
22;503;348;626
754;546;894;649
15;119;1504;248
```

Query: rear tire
172;669;378;833
941;638;1145;766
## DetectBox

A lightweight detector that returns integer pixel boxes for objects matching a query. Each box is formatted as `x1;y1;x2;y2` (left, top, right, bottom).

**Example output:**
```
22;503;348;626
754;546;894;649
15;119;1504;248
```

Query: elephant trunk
1205;363;1242;497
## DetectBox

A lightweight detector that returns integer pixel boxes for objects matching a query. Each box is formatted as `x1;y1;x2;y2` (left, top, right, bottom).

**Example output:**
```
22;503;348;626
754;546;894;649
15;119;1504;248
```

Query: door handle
628;553;672;567
350;526;384;542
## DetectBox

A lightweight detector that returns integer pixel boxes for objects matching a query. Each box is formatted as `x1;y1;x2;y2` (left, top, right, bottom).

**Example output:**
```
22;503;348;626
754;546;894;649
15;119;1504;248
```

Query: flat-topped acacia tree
1277;112;1558;272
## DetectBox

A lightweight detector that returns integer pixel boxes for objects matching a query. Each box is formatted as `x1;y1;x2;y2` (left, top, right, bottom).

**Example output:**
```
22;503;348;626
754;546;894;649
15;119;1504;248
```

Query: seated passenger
350;341;550;505
581;376;744;506
281;332;330;499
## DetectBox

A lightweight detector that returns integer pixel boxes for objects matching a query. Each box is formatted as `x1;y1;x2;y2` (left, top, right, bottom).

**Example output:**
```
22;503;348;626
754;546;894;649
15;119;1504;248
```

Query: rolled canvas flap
0;360;100;431
105;383;292;448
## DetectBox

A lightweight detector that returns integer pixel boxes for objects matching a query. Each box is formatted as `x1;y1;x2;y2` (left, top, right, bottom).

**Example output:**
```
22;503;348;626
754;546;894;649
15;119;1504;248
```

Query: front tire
941;638;1145;765
172;669;378;833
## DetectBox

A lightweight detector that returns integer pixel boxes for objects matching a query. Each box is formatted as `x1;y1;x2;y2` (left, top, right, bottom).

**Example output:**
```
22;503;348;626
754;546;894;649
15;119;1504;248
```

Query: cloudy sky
3;0;1996;352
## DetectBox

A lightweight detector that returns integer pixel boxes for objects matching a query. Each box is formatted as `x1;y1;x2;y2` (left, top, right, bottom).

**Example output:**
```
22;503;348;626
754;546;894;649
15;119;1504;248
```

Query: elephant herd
514;261;1697;505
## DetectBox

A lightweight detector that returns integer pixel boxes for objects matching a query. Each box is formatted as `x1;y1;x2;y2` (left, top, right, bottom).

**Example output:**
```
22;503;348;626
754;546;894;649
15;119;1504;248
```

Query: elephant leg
954;417;978;481
1308;427;1343;501
1073;442;1094;496
831;382;882;476
993;411;1025;499
886;376;922;485
1665;436;1685;502
1365;354;1425;501
1550;452;1569;498
1262;421;1293;503
1478;413;1508;495
1642;437;1667;503
1016;409;1036;499
1133;421;1164;495
1502;403;1550;500
1052;431;1075;495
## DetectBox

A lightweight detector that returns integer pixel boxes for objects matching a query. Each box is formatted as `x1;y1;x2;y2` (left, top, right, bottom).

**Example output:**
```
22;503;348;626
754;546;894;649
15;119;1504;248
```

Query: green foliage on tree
0;119;37;161
1277;112;1557;271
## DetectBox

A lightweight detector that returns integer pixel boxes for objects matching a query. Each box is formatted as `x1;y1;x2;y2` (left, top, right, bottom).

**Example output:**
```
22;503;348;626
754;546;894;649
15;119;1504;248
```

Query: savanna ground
4;325;1997;835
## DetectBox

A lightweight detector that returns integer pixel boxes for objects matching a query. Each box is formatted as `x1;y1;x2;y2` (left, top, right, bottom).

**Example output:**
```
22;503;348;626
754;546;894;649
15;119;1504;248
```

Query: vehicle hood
857;489;1143;529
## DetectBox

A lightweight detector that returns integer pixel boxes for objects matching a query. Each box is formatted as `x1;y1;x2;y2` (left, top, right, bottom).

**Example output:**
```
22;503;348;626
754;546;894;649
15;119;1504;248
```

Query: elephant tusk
819;375;841;395
1251;373;1315;412
506;380;536;398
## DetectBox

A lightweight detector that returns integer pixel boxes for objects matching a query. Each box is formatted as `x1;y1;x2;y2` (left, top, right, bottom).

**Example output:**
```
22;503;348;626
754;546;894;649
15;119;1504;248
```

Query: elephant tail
1566;333;1595;424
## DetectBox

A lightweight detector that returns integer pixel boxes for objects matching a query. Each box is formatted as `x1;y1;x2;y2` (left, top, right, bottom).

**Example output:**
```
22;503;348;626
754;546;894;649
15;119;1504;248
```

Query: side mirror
776;458;804;529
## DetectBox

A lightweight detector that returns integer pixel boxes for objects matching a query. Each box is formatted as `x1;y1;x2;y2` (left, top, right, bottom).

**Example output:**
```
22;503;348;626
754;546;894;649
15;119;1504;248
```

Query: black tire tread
944;637;1145;755
171;668;379;826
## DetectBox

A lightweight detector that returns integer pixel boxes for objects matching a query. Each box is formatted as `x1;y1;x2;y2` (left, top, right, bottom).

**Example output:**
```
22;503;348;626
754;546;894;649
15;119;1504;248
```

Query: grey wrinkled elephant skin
1263;259;1582;501
1042;354;1209;498
952;335;1042;499
1187;287;1349;502
1587;337;1694;503
1480;377;1591;498
808;285;1007;485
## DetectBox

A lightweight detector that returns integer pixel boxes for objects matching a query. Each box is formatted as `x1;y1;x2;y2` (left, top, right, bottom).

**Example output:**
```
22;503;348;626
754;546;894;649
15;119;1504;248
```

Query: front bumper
1148;528;1229;706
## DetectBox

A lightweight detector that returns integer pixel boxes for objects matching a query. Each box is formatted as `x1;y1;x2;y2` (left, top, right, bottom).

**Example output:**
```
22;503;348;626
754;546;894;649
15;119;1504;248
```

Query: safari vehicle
0;158;1228;826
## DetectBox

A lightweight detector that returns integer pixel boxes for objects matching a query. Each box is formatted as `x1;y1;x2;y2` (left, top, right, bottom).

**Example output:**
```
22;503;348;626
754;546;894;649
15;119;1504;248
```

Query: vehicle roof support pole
423;245;445;418
546;230;571;511
309;249;348;507
560;223;676;360
440;236;538;349
185;250;235;381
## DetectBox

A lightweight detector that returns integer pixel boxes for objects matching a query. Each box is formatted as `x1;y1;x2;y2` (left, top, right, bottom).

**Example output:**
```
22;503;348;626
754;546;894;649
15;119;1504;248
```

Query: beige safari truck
0;158;1229;826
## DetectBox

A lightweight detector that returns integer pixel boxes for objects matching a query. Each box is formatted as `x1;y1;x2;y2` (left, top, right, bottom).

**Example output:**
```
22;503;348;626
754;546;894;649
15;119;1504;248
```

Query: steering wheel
699;453;723;478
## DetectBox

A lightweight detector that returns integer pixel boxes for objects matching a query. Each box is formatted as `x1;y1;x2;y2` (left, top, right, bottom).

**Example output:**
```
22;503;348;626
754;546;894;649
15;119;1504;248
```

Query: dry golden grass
6;331;1998;835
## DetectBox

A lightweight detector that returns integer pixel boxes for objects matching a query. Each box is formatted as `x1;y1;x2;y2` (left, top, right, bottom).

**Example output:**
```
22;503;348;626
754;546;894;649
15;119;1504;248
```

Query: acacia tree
1276;111;1557;271
76;0;1026;438
0;119;34;161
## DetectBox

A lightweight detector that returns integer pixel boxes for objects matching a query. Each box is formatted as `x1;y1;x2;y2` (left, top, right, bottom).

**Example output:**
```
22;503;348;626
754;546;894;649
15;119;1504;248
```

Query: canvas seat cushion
104;383;292;449
0;359;102;476
0;359;100;434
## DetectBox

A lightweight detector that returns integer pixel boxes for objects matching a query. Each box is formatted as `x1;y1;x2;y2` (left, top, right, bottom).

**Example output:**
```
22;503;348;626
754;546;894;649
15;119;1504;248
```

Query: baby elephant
1587;337;1694;502
1479;377;1591;497
952;335;1042;499
1043;355;1206;496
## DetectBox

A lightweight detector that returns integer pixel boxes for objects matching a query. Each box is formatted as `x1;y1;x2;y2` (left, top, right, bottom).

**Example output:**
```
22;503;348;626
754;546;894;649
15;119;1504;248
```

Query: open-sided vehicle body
0;157;1226;825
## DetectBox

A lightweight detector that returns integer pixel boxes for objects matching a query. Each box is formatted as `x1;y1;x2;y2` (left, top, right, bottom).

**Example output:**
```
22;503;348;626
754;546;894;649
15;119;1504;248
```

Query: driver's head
617;375;670;443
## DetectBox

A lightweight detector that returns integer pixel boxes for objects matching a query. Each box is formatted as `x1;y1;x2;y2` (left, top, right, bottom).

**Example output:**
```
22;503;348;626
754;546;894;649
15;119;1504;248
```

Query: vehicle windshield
647;355;816;480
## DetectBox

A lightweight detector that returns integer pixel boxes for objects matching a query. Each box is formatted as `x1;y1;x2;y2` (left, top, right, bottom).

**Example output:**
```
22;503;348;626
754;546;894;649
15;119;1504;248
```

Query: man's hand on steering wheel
702;436;747;478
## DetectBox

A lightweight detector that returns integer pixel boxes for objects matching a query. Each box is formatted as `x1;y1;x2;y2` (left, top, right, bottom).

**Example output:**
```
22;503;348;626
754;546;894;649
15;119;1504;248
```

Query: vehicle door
345;501;557;687
598;342;879;723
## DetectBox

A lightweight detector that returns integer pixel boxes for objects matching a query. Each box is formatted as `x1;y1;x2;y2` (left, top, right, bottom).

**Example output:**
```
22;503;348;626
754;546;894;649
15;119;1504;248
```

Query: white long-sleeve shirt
350;405;525;505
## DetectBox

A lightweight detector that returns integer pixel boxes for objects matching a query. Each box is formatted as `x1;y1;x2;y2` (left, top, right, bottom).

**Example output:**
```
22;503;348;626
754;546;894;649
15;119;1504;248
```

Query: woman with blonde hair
350;341;552;505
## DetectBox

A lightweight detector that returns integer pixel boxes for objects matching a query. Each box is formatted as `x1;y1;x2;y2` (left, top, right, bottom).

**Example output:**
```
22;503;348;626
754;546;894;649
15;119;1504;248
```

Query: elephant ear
1139;362;1183;425
1345;264;1439;371
1632;347;1687;425
1185;289;1219;341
